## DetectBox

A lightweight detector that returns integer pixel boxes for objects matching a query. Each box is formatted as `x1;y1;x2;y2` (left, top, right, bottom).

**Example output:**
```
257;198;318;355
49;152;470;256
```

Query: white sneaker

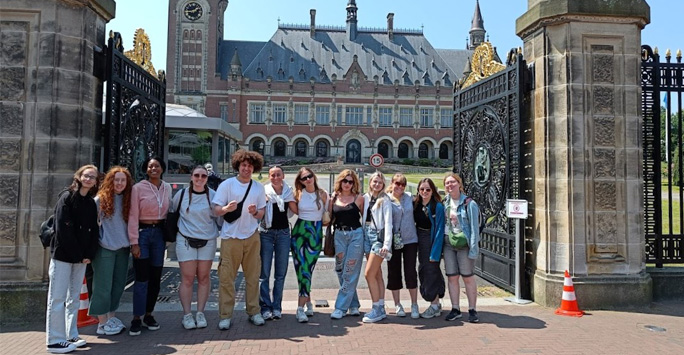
296;307;309;323
348;307;361;316
330;309;346;319
420;305;442;319
395;304;406;317
411;304;420;319
46;341;77;354
218;318;231;330
249;313;265;326
262;310;273;320
97;319;123;335
362;306;384;323
272;310;282;320
109;316;125;329
305;302;314;316
195;312;207;328
182;313;196;330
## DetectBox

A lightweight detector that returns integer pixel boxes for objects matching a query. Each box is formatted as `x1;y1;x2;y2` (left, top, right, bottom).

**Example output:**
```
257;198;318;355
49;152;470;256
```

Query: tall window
273;104;287;123
294;140;307;157
250;103;265;123
379;107;392;126
316;140;328;157
220;104;228;122
273;139;286;156
398;143;409;158
294;104;308;124
400;108;413;127
251;138;265;156
367;107;372;126
418;143;429;158
378;142;389;158
440;108;453;128
316;106;330;125
439;143;449;159
345;106;363;125
420;108;434;128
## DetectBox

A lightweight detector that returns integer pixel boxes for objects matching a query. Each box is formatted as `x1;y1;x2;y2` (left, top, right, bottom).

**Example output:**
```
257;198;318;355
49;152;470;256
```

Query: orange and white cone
77;276;98;328
555;270;584;317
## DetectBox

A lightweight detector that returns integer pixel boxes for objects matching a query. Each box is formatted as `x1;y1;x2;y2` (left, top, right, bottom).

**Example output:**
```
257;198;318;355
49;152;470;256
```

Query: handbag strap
239;179;253;203
176;188;186;213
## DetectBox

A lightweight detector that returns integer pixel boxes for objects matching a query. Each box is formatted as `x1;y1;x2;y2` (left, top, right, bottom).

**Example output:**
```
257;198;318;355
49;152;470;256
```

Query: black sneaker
143;315;160;330
46;341;77;353
129;319;142;336
468;309;479;323
445;308;462;321
67;337;86;348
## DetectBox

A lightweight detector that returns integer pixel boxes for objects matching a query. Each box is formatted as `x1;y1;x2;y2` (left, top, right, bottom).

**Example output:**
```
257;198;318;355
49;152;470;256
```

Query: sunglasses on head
193;173;208;178
300;174;314;181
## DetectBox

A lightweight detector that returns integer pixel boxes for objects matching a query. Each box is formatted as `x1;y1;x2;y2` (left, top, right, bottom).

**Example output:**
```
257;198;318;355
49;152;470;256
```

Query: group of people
44;150;482;354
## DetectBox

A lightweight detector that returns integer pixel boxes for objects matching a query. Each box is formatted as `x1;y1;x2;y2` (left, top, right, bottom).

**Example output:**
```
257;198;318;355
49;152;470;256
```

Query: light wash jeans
46;259;87;345
333;227;364;312
259;228;290;313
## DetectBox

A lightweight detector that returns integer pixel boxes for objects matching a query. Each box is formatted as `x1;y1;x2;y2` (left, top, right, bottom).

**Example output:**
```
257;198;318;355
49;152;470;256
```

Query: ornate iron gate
453;43;531;293
641;45;683;267
102;32;166;181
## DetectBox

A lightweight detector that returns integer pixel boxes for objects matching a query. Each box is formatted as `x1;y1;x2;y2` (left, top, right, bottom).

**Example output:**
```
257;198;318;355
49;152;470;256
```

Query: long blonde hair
367;171;388;209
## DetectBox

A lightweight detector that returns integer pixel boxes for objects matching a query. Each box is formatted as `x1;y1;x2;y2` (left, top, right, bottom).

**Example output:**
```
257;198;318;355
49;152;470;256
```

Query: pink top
128;180;171;245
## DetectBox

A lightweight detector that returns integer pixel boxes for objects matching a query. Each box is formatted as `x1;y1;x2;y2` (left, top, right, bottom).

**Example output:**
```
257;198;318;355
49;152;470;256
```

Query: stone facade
0;0;113;292
516;0;652;308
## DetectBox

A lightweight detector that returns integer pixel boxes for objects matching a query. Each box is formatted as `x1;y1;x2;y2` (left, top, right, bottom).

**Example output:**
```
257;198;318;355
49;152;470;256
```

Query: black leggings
417;228;445;302
386;242;418;290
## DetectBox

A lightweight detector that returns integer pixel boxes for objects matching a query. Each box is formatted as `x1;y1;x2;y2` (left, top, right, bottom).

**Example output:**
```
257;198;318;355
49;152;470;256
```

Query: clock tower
166;0;228;112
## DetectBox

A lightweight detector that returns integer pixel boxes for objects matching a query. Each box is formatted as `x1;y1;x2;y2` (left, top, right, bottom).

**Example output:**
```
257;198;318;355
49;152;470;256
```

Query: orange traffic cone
77;276;98;328
555;270;584;317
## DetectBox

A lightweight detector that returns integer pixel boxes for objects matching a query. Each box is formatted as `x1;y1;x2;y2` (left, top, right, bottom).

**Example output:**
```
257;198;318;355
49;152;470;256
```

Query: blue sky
108;0;683;76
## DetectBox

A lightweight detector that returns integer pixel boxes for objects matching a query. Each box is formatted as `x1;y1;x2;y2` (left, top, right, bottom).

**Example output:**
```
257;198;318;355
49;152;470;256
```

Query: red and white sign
369;153;384;168
506;199;528;219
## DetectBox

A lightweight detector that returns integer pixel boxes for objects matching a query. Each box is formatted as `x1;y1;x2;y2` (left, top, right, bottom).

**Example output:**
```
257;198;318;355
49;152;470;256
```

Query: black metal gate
453;45;531;294
641;45;683;267
102;32;166;181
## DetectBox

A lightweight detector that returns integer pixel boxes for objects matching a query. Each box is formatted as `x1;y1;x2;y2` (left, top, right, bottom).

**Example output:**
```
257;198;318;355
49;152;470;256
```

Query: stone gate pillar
516;0;652;308
0;0;114;324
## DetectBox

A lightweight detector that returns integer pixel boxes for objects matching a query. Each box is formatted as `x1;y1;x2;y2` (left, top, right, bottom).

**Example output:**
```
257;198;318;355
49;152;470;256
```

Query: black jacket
50;191;99;263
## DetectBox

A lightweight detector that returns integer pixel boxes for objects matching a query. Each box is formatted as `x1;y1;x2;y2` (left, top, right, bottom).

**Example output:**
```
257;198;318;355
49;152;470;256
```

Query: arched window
316;141;328;157
346;139;361;163
196;30;202;40
295;140;307;157
398;143;409;159
273;140;286;157
190;30;195;40
251;138;265;156
183;30;189;40
418;143;429;159
439;143;449;160
378;142;389;159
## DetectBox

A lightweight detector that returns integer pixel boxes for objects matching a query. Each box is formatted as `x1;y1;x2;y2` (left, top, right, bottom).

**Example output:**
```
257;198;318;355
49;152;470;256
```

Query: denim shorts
364;225;385;256
443;235;475;277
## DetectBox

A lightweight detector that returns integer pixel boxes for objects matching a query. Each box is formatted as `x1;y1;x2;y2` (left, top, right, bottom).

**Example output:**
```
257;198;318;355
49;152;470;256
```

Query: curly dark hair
231;149;264;172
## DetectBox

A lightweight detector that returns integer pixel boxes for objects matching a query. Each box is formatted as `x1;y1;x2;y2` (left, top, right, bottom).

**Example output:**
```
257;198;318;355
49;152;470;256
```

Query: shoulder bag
164;188;186;243
223;179;253;223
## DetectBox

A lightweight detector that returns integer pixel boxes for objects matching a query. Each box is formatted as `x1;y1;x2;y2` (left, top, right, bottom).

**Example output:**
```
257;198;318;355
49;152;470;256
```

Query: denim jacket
426;201;446;262
447;194;481;260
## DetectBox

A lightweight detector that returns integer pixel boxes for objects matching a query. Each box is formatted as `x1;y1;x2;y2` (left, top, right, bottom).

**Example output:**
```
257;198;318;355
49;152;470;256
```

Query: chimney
387;13;394;41
310;9;316;38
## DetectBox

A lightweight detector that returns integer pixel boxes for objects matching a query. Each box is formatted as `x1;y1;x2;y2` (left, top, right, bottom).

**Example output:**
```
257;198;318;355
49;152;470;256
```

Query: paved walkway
2;253;683;354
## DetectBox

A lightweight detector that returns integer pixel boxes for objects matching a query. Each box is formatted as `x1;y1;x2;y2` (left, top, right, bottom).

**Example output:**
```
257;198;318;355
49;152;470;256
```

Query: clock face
184;2;203;21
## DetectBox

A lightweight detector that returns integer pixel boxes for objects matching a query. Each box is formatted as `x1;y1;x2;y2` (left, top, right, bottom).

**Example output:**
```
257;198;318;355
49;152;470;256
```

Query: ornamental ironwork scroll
103;31;166;182
453;47;530;294
460;42;507;89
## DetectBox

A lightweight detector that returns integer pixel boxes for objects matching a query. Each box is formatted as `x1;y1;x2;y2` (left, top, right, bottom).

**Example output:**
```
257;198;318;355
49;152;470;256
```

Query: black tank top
333;201;362;229
270;202;289;229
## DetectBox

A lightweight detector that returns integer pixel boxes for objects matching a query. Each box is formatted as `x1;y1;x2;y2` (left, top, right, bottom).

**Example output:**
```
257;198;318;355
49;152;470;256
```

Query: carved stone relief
593;148;616;179
593;86;614;115
594;181;616;211
593;116;615;146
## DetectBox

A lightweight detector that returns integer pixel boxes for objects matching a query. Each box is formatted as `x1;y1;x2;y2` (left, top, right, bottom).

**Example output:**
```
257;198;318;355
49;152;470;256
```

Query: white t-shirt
212;177;266;239
297;189;327;222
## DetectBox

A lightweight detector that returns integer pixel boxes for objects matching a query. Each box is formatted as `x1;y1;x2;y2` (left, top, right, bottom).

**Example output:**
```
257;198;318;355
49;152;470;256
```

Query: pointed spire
230;48;242;76
471;0;484;31
468;0;486;50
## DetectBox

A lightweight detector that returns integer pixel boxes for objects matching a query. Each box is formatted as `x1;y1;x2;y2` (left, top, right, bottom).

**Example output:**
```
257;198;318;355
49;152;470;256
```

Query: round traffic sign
369;153;384;168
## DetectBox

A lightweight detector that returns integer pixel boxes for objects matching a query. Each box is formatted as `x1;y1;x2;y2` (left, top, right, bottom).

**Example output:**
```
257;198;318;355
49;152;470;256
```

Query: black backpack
39;190;69;248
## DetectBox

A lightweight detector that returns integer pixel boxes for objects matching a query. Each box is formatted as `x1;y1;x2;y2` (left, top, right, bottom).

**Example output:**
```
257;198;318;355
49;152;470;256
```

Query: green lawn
662;191;681;235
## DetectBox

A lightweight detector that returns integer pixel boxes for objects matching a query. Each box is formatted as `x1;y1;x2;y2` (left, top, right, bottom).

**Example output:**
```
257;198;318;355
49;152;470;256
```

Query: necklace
147;180;165;208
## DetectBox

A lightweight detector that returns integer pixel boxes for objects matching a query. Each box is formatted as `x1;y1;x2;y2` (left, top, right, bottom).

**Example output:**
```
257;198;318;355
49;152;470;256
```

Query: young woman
46;164;99;353
329;169;365;320
414;178;446;319
385;173;420;319
259;165;296;321
174;165;221;330
443;173;481;323
291;167;328;323
128;157;171;335
89;166;133;336
361;171;393;323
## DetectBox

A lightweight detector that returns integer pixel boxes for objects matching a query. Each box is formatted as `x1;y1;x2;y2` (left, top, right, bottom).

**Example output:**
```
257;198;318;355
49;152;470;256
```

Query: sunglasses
300;174;314;181
193;173;208;178
393;181;406;187
419;187;432;192
341;179;354;185
82;174;97;180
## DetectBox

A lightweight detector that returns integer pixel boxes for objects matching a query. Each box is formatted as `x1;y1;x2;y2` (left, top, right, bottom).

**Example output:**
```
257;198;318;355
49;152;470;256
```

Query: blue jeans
259;228;290;313
333;227;364;312
46;259;86;345
133;226;165;316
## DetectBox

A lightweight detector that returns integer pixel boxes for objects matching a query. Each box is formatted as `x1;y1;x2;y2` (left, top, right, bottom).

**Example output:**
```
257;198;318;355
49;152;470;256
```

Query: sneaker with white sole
262;310;273;320
142;315;160;330
411;304;420;319
445;308;463;321
129;319;142;336
380;306;387;319
348;307;361;316
272;310;282;320
218;318;231;330
362;306;384;323
195;312;207;328
249;313;265;326
67;337;86;348
420;305;442;319
330;309;346;319
182;313;196;330
305;302;314;316
110;316;125;330
46;341;77;354
395;304;406;317
468;309;480;323
296;307;309;323
97;319;123;335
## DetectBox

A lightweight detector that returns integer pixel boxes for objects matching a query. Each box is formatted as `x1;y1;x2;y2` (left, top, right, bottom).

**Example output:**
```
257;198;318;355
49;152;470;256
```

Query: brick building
166;0;489;173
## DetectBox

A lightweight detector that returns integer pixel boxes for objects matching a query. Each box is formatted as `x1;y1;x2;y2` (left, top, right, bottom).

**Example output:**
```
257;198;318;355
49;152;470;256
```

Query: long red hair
97;166;133;222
